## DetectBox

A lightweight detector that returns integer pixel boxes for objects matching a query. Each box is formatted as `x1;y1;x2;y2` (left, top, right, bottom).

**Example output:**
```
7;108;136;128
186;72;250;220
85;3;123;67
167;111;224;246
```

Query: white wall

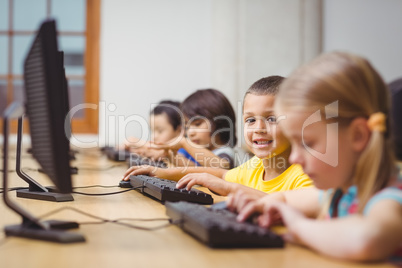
323;0;402;83
99;0;321;146
100;0;213;146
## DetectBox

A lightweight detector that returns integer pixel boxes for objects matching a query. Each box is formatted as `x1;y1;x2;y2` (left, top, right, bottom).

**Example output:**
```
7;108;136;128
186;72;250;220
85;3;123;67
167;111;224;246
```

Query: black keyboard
165;201;284;248
120;175;213;205
127;153;167;168
102;147;166;168
102;147;130;162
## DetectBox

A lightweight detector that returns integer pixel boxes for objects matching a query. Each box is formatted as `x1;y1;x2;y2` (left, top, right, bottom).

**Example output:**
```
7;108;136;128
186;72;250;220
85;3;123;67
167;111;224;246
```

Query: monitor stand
14;116;73;202
2;102;85;243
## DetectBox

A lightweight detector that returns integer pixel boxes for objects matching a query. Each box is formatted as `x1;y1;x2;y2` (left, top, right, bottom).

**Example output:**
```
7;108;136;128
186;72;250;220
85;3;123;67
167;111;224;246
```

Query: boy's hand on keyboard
176;173;233;196
122;165;160;181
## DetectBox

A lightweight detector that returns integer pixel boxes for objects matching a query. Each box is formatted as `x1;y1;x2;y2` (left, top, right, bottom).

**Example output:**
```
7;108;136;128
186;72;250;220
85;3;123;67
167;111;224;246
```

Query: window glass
0;80;7;115
14;0;47;31
51;0;86;32
68;79;85;119
0;0;8;30
59;36;85;76
12;35;32;75
0;36;8;74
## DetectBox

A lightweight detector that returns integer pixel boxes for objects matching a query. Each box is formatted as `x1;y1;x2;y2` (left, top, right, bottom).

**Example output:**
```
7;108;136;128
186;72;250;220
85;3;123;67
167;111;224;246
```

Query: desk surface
0;148;397;268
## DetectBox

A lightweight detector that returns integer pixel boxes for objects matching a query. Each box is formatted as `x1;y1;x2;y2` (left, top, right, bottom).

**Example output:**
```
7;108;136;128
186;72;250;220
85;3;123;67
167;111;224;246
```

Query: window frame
0;0;100;134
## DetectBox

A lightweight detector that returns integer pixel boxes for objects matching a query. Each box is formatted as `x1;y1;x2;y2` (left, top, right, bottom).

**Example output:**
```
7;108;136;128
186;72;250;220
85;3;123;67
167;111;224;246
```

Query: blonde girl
228;51;402;262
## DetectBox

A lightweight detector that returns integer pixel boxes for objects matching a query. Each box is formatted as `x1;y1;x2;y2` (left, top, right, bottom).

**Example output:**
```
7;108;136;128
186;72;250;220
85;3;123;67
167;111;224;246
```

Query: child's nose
187;128;196;137
289;147;304;166
254;119;267;133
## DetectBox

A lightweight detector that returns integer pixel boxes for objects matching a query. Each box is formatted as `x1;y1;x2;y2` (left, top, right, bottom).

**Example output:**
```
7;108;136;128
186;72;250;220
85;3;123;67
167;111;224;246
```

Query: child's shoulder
364;183;402;215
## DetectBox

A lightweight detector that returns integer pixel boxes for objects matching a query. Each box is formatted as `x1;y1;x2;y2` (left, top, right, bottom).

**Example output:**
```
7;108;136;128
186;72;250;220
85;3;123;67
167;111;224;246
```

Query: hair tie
367;112;386;133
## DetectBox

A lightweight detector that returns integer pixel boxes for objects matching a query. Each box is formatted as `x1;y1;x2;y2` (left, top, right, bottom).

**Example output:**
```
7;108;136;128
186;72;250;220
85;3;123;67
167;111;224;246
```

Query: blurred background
1;0;401;147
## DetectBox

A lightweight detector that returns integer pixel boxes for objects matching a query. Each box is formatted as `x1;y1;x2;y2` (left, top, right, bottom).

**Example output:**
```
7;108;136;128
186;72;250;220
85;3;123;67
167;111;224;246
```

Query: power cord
0;184;135;195
37;206;174;231
72;186;143;196
73;184;120;189
0;167;39;173
0;186;29;194
76;164;126;171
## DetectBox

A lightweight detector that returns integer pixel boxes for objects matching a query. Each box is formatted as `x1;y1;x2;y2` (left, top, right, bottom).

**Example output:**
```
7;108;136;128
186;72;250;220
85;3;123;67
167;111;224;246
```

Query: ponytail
354;113;395;212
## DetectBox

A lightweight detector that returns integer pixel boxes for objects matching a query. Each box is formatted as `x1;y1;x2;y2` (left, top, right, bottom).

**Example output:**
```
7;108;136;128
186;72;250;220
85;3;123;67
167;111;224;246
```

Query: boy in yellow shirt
122;76;312;196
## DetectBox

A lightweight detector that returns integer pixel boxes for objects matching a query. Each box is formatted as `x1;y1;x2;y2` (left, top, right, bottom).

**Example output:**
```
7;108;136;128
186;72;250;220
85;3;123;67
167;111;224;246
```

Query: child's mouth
253;140;273;148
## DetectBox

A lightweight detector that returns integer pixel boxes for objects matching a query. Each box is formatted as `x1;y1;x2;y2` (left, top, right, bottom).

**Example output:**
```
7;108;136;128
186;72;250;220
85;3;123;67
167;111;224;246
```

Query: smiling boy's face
243;93;290;159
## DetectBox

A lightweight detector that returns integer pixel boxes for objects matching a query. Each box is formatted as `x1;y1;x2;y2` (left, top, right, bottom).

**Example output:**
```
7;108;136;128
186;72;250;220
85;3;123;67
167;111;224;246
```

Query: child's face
150;113;181;144
277;108;359;190
185;117;214;149
243;94;290;159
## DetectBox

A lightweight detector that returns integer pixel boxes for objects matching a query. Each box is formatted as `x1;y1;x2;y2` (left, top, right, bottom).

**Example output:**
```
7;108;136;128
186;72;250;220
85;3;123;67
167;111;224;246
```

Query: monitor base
5;220;85;243
16;189;74;202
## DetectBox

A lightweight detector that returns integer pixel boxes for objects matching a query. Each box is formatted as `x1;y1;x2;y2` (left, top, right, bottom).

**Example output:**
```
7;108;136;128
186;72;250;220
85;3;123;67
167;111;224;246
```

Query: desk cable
0;184;141;196
72;185;143;196
74;164;126;171
37;206;176;231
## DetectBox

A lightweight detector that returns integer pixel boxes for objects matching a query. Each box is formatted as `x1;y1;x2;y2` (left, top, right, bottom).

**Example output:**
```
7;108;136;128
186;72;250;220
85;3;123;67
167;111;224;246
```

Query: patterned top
321;174;402;261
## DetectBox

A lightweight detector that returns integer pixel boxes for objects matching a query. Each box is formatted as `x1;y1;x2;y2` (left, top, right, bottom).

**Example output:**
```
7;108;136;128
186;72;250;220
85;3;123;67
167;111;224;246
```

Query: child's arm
168;153;197;167
150;139;231;169
121;165;228;182
175;173;267;197
179;139;231;169
240;196;402;261
233;188;321;219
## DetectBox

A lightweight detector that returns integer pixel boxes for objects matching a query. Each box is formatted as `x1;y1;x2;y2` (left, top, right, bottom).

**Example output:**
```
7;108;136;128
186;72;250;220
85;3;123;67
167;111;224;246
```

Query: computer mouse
119;180;132;188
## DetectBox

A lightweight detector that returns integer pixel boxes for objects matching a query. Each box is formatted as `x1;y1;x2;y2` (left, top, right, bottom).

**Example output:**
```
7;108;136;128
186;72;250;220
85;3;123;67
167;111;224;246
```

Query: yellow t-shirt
225;156;313;194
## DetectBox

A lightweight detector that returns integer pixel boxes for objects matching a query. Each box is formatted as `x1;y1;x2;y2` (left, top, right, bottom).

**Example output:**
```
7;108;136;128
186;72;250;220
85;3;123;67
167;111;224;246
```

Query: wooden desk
0;148;396;268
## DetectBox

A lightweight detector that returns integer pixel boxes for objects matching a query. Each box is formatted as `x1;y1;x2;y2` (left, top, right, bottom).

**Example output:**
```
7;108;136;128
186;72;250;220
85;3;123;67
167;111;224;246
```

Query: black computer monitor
1;19;85;243
24;21;72;192
13;21;76;202
58;50;72;141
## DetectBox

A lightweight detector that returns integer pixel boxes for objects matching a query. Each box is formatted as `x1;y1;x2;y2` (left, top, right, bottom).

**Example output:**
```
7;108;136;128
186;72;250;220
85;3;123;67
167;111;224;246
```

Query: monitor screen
23;19;72;193
58;50;72;141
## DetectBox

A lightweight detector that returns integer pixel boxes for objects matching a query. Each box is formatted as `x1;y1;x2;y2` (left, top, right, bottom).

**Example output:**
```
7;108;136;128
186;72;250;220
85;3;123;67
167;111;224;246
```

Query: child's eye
245;117;255;124
302;140;314;148
266;116;276;123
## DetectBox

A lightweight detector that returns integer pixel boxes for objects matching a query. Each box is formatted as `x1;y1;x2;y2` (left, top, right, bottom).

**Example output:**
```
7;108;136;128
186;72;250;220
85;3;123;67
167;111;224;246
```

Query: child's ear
348;117;371;153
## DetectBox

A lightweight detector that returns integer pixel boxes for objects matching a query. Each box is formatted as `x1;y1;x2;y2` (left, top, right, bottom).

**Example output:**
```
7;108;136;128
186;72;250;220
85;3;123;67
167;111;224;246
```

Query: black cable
0;184;124;194
72;186;144;196
0;169;16;173
72;184;120;189
76;164;126;171
0;186;29;194
0;167;38;173
37;206;173;231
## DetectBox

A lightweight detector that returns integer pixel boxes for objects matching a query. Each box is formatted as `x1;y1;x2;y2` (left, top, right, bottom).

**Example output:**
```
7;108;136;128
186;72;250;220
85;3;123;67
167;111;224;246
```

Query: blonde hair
277;51;395;213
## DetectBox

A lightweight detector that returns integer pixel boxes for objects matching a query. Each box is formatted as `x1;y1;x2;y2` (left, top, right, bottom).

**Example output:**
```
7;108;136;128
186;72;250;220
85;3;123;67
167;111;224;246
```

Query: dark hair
181;89;237;147
245;75;285;96
389;77;402;160
151;100;182;130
